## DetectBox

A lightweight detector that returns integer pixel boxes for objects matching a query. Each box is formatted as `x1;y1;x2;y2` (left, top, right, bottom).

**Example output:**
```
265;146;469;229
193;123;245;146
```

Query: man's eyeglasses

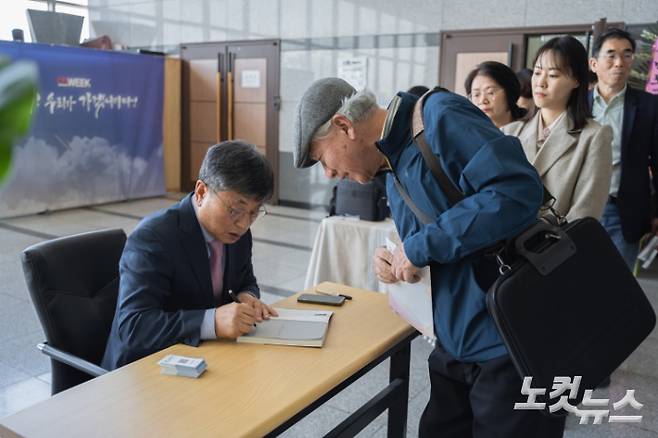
601;51;635;63
212;191;267;223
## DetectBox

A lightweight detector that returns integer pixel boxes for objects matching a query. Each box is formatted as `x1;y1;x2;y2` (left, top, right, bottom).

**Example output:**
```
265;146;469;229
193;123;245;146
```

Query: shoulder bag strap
412;87;555;208
392;87;460;225
412;88;466;206
392;177;434;225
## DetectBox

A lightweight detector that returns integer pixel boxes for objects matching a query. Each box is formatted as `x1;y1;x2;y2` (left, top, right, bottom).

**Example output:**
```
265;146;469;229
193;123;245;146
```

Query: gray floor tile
358;411;387;437
35;373;51;385
0;377;50;419
0;295;42;344
620;337;658;379
250;214;310;236
253;260;307;287
0;293;25;312
276;275;308;294
407;385;431;437
0;361;31;390
0;330;49;378
275;227;320;249
356;391;430;437
325;360;389;414
409;337;433;398
3;209;139;237
564;421;658;437
90;197;176;218
0;265;32;302
0;229;44;255
323;337;431;417
268;205;327;221
251;216;319;248
278;404;349;437
265;248;314;271
251;241;297;263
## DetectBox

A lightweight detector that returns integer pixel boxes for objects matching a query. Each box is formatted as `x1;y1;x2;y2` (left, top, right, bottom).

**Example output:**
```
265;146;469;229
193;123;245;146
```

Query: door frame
439;22;623;90
180;39;281;203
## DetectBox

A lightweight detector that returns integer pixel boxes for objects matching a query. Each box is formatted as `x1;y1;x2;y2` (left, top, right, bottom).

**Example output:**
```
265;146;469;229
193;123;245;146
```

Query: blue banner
0;41;165;217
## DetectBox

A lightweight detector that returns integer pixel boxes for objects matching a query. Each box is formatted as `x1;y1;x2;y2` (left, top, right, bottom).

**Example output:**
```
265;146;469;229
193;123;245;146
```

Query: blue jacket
102;194;259;369
378;91;543;362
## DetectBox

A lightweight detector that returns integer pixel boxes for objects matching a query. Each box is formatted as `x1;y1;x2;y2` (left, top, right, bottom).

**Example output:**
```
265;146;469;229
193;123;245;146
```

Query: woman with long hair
502;36;612;221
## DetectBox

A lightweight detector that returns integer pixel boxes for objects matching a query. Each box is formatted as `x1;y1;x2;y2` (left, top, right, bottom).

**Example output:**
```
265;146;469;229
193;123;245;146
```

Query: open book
385;239;436;344
236;308;334;347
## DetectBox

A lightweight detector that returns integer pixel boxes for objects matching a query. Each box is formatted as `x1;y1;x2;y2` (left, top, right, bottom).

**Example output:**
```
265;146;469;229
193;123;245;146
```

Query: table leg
387;341;411;437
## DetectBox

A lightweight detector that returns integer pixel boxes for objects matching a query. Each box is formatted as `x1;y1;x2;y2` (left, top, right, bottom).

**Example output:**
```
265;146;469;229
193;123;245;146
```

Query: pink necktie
208;240;224;298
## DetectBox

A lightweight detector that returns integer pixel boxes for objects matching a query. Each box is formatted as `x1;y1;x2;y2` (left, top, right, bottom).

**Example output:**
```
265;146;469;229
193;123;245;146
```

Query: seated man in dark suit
102;141;277;370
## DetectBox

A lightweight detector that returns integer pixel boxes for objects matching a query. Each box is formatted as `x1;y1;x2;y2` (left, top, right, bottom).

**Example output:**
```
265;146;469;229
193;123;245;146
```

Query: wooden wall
163;57;181;192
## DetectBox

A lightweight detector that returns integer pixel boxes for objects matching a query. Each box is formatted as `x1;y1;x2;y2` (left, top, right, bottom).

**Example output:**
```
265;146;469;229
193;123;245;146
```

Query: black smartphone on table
297;293;346;306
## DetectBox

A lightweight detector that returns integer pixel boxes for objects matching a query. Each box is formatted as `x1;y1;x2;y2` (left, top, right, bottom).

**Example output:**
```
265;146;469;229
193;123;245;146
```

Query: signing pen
229;289;259;326
228;289;240;303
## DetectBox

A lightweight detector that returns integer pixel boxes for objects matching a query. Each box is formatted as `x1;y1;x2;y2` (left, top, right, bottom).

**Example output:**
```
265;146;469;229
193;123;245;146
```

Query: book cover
237;308;334;347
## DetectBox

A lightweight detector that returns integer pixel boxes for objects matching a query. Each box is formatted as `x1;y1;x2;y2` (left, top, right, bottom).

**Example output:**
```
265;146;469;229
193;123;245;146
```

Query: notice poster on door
241;70;261;88
337;57;368;90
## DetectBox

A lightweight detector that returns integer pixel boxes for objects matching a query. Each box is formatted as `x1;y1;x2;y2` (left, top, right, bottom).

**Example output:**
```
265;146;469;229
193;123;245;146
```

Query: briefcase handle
513;221;577;276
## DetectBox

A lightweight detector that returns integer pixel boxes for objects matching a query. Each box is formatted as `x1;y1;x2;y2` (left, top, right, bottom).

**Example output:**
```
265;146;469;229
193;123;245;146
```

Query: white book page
269;308;333;323
385;239;435;342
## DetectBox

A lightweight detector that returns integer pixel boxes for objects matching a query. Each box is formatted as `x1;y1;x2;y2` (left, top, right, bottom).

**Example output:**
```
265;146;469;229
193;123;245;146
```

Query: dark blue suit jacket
589;87;658;242
102;194;259;369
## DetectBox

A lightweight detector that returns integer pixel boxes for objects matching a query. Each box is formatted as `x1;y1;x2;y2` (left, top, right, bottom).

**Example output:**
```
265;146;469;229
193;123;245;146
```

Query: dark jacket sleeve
114;226;205;358
648;94;658;216
235;230;260;298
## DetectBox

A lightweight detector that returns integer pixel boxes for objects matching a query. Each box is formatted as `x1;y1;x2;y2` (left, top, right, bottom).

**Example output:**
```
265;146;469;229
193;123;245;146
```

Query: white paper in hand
385;238;436;343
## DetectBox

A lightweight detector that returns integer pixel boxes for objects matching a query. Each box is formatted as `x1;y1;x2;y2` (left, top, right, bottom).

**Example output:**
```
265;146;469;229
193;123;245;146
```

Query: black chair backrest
21;228;126;393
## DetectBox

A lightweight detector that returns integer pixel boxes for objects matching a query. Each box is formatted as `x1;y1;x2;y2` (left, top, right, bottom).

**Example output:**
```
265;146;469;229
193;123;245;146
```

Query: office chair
21;228;126;395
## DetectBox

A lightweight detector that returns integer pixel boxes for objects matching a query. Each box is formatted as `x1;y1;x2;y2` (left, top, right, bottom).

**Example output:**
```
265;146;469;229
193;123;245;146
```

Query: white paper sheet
385;239;435;343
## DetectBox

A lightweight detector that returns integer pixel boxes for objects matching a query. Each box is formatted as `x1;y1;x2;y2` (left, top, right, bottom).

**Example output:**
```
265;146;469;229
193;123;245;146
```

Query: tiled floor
0;194;657;437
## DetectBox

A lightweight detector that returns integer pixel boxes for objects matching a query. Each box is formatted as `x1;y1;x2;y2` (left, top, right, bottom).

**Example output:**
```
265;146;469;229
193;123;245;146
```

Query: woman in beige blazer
502;36;612;222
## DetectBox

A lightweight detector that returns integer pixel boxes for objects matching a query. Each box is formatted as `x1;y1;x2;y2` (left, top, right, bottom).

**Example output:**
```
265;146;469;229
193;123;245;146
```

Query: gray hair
313;89;378;139
199;140;274;201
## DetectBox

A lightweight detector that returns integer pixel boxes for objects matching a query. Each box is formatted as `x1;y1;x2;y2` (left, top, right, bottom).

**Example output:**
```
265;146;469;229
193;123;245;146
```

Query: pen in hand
229;289;258;327
228;289;240;303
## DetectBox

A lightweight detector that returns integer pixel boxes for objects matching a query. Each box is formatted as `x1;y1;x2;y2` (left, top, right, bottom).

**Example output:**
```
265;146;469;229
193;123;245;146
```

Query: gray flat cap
293;77;356;168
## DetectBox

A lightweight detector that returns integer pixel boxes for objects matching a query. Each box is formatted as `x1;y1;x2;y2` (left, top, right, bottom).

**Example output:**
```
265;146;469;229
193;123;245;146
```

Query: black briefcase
487;217;656;408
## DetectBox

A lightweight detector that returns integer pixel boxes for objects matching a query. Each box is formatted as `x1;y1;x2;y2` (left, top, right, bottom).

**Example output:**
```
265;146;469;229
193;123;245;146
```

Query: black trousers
419;345;566;438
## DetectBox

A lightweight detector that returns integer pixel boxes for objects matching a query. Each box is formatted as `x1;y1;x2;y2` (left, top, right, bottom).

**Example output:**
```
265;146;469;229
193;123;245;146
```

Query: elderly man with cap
293;79;566;437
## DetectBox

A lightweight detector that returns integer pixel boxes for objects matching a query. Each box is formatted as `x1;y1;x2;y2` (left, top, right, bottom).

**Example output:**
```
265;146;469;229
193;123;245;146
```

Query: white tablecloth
304;216;398;292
